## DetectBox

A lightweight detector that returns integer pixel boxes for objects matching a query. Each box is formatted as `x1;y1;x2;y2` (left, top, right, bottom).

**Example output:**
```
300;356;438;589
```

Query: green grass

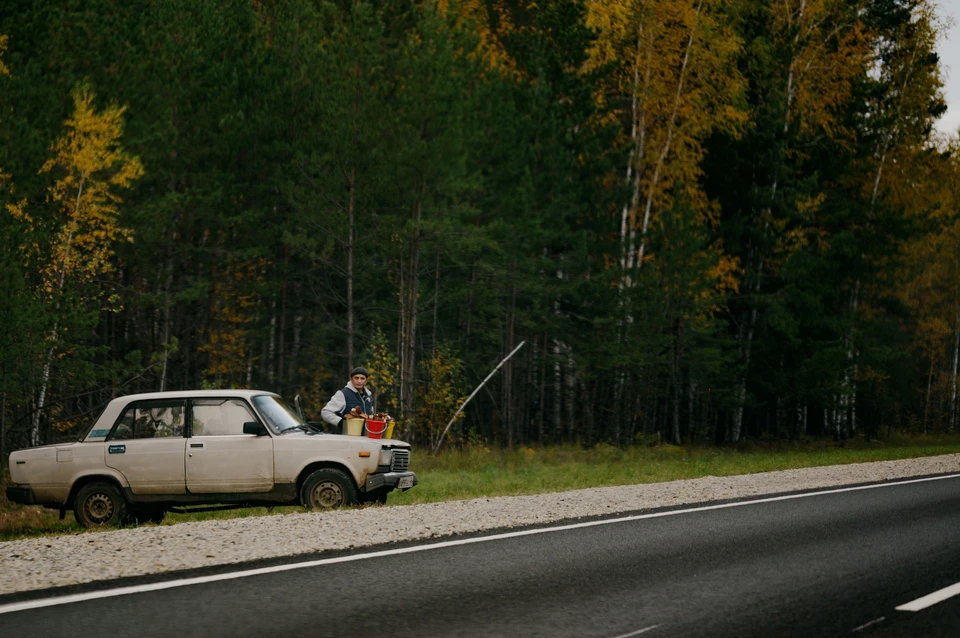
3;435;960;541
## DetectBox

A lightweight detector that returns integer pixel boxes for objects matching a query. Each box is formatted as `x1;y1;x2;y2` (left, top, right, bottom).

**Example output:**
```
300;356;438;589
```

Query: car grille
391;449;410;472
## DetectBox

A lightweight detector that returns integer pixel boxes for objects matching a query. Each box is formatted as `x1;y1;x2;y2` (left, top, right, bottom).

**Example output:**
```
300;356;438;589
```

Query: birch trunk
619;26;648;290
841;38;921;434
731;7;809;442
32;175;86;445
635;0;703;270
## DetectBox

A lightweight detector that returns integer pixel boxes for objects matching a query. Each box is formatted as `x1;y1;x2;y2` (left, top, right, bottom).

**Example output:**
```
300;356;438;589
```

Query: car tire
129;505;166;525
74;481;129;528
300;468;358;510
360;488;389;505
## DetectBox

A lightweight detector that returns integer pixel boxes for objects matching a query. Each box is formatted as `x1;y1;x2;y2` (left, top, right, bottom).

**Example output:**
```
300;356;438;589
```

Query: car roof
108;389;279;404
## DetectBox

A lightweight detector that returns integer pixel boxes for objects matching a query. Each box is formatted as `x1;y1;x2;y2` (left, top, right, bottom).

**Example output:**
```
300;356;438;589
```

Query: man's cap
351;366;369;378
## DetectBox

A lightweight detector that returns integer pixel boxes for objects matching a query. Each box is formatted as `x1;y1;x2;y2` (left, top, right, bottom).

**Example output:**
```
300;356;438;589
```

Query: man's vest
339;385;374;417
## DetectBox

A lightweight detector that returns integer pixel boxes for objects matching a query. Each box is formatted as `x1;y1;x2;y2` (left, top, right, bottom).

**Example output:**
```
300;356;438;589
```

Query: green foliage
0;0;956;454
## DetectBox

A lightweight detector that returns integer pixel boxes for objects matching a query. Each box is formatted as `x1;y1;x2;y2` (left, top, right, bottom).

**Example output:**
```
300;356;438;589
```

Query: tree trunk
635;0;703;269
268;296;277;385
565;348;576;442
553;337;562;440
538;335;546;445
505;250;518;447
401;188;423;422
688;378;698;443
670;326;681;445
432;247;440;358
159;226;176;392
347;164;356;372
951;296;960;432
290;310;303;381
732;272;760;444
1;386;6;474
32;175;86;445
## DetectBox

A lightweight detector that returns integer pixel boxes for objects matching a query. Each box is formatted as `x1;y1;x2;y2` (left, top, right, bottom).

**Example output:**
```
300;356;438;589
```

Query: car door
185;398;274;493
104;399;187;495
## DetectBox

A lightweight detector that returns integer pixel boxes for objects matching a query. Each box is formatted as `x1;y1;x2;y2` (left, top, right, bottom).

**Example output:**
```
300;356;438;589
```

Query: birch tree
26;83;142;444
726;0;870;442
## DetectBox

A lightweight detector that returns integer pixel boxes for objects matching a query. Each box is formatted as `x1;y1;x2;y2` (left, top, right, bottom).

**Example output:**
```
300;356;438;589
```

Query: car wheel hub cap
85;494;114;523
311;481;343;508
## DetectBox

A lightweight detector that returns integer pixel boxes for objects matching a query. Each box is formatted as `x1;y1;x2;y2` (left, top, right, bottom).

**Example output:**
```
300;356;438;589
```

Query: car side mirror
243;421;267;436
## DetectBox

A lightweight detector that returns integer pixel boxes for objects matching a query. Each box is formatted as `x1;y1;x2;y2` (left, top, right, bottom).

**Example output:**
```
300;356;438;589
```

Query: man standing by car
322;367;375;433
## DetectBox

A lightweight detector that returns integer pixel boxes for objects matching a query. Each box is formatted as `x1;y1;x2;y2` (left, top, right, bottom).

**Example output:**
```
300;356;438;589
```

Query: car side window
110;401;185;440
191;399;258;436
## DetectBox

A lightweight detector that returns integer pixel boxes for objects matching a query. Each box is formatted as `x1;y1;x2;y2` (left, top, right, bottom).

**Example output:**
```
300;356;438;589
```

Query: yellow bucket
345;417;364;436
385;421;395;439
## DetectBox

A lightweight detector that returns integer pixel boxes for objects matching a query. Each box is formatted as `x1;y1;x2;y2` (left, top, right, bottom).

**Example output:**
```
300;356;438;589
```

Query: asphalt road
3;474;960;637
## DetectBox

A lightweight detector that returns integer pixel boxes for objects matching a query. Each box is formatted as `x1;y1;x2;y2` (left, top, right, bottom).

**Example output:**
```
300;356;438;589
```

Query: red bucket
365;419;387;439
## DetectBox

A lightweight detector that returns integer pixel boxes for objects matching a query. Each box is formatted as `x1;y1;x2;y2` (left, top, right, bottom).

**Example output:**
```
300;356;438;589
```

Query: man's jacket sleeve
321;390;346;427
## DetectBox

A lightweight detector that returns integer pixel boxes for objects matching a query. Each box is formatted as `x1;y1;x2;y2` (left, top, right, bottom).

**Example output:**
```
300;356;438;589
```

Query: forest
0;0;957;462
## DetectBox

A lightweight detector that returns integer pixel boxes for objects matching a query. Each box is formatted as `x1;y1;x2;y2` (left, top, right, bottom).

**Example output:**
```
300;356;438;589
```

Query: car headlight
378;448;393;466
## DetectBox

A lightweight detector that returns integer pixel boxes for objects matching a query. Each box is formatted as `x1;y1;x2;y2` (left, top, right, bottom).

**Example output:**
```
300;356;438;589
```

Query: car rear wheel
74;481;129;528
300;468;358;510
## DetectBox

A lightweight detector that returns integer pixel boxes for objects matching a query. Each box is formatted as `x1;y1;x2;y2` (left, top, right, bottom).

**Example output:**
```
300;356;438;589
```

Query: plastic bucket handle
366;419;386;439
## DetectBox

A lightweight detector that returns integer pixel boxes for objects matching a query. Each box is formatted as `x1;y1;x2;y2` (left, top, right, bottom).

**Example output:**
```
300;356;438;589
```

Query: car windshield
253;395;305;433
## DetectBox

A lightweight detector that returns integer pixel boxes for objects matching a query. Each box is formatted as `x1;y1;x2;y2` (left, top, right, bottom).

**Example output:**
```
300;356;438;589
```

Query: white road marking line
609;624;661;637
896;581;960;612
851;616;885;632
2;472;959;616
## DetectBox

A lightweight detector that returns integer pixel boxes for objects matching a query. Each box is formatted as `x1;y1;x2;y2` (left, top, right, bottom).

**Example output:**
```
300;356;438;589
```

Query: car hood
281;431;411;448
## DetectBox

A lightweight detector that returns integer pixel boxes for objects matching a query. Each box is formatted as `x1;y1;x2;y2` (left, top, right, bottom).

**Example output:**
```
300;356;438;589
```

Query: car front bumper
364;471;418;493
6;484;35;505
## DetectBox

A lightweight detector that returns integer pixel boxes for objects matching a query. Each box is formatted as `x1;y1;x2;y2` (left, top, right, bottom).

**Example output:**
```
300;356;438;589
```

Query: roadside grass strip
896;581;960;612
2;472;959;616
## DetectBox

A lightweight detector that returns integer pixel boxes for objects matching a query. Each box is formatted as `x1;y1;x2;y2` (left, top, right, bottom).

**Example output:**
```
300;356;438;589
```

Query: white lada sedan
6;390;416;527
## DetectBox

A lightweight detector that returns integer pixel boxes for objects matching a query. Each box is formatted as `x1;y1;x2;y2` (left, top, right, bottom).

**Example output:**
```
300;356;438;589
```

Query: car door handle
190;443;204;449
108;445;125;454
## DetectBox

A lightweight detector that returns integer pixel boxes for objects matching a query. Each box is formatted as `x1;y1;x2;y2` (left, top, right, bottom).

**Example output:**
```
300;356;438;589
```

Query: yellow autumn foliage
38;82;143;301
366;328;401;417
771;0;871;146
415;345;466;448
0;33;9;78
199;256;270;386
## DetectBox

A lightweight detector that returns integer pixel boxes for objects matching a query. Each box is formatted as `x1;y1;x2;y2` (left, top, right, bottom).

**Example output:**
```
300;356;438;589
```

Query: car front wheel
300;468;358;510
74;481;129;528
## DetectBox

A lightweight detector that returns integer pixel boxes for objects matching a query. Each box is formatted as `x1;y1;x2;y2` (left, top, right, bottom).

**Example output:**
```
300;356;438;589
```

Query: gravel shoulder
2;453;959;596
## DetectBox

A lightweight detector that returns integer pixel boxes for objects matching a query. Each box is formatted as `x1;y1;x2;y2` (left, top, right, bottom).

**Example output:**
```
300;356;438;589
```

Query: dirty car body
6;390;416;527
